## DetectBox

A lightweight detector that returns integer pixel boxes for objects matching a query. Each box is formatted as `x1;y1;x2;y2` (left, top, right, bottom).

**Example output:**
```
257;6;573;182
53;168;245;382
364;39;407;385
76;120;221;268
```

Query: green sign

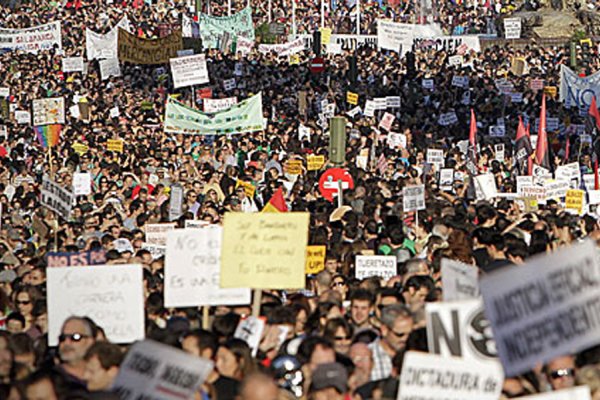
199;7;255;49
164;92;264;135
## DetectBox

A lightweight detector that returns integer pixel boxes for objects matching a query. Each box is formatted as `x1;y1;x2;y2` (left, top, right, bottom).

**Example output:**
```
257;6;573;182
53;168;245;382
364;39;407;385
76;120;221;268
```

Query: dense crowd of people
1;0;600;399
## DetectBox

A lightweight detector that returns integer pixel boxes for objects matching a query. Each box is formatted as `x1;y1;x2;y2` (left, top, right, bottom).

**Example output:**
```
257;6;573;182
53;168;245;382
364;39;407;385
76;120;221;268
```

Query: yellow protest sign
581;38;593;47
118;29;182;65
235;179;256;198
347;91;358;105
107;139;124;153
71;142;89;155
220;213;310;289
307;155;326;171
544;86;557;98
285;159;303;175
305;245;326;274
566;189;585;215
319;28;332;45
289;54;300;65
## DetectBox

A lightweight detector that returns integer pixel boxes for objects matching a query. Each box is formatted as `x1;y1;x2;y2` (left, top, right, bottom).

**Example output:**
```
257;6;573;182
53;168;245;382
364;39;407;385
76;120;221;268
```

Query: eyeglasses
331;281;345;288
16;300;31;305
549;368;575;380
390;329;410;339
334;335;351;341
58;333;90;343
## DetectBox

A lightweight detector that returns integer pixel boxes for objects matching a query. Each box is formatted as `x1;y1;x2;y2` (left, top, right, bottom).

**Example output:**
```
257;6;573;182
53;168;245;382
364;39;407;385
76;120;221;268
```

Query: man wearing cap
308;362;348;400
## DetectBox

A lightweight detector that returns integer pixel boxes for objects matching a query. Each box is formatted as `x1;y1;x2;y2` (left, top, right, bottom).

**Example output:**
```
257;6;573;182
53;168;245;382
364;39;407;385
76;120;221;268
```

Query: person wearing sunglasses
545;355;577;391
368;304;414;381
57;316;97;387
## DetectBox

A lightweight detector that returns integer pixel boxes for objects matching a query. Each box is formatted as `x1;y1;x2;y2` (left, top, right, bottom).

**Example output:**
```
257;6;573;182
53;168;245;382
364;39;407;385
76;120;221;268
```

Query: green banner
199;7;255;49
164;92;264;135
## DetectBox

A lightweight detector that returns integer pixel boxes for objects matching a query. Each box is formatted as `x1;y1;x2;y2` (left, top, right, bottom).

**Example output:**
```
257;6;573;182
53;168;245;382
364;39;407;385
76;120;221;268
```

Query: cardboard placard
165;227;251;307
346;91;358;105
305;245;326;274
355;255;397;280
426;299;498;362
403;184;426;212
113;340;213;400
220;213;309;289
480;240;600;377
307;155;326;171
107;138;124;153
441;258;479;301
284;159;303;175
47;264;145;346
398;351;503;400
145;223;176;246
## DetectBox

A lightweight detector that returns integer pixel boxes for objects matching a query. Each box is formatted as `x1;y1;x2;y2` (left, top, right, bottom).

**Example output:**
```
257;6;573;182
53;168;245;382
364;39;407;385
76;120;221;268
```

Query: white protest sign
203;97;238;113
438;111;458;126
113;340;213;400
41;175;73;220
480;240;600;377
504;18;522;39
355;255;397;280
448;55;464;67
440;168;454;190
62;57;84;73
426;299;498;362
398;351;503;400
386;96;401;108
33;97;65;126
165;227;251;307
422;79;434;90
99;58;121;81
223;78;236;91
47;264;145;346
495;144;505;162
376;20;442;52
489;125;506;137
109;107;120;119
0;87;9;97
371;98;386;111
387;133;407;149
72;172;91;196
141;243;167;260
145;223;176;246
403;184;426;212
427;149;444;168
170;54;210;89
452;75;469;88
518;387;591;400
234;316;265;357
475;174;498;201
441;258;479;301
364;100;376;117
15;110;31;125
258;37;305;57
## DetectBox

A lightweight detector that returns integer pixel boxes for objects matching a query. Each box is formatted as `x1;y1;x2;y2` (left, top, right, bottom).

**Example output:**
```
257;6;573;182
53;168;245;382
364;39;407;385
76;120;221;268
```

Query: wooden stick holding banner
202;305;210;329
252;289;262;318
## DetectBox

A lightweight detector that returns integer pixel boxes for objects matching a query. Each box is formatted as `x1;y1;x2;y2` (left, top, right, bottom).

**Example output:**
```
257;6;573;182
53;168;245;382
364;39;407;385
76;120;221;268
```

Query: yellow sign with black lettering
305;245;326;274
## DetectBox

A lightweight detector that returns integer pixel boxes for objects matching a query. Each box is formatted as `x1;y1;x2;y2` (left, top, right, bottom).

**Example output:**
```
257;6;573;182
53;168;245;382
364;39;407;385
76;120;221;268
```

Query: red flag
564;135;570;162
133;0;143;8
534;94;551;170
526;122;533;176
589;96;600;131
515;116;533;174
262;187;288;213
469;108;477;163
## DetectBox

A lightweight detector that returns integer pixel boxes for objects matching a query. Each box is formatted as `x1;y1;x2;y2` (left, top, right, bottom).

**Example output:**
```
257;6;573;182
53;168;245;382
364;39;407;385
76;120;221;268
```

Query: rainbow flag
35;124;62;148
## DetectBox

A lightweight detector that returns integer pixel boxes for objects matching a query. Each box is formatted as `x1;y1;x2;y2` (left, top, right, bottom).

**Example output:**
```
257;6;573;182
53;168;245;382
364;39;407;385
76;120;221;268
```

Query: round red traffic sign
318;168;354;202
310;57;325;74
